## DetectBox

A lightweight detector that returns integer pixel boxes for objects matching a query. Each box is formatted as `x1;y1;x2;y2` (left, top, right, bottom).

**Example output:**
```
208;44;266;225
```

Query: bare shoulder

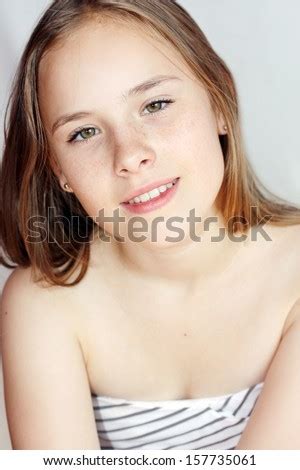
0;266;100;449
0;265;88;372
263;221;300;251
1;266;82;336
1;265;61;303
276;222;300;280
262;222;300;269
269;223;300;336
1;266;40;302
0;267;45;340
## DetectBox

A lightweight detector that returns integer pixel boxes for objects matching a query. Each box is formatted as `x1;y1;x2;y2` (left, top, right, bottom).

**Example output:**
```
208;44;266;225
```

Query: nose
113;125;156;177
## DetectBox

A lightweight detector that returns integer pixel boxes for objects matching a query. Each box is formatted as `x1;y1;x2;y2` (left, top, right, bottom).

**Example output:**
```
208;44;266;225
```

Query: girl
1;0;300;450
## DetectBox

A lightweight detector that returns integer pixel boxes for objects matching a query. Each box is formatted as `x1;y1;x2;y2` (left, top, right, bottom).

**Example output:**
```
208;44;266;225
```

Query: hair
1;0;300;288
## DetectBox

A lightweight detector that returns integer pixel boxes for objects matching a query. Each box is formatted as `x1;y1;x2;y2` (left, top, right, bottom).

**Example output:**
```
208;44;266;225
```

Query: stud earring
223;125;228;131
64;182;70;190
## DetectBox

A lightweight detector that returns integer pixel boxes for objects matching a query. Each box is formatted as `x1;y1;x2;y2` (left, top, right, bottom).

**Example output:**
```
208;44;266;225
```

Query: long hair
1;0;299;287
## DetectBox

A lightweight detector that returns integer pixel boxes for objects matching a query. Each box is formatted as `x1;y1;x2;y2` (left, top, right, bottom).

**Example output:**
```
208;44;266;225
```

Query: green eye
144;99;174;115
146;101;164;113
68;126;100;145
80;128;96;139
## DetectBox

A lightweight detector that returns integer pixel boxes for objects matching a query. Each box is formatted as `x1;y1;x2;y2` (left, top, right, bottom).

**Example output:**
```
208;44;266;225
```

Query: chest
75;262;295;400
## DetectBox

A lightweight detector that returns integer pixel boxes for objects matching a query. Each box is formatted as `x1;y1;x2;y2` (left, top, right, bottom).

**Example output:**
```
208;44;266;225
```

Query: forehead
38;19;196;119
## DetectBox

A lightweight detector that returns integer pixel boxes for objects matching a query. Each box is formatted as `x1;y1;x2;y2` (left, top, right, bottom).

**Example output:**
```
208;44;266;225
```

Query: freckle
184;332;187;336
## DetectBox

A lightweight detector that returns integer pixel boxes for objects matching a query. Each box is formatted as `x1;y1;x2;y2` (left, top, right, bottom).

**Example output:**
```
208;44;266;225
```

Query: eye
67;126;100;145
143;98;174;115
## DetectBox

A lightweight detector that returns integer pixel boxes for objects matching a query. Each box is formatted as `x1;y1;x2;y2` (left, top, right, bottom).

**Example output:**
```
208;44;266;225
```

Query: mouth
122;177;180;205
120;177;180;214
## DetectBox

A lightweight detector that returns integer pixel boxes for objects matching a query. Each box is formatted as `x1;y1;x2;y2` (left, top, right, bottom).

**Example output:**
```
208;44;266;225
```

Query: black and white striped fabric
92;382;264;450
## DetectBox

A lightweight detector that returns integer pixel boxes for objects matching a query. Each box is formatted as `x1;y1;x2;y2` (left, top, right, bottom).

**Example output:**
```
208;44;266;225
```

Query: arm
0;268;100;449
235;298;300;449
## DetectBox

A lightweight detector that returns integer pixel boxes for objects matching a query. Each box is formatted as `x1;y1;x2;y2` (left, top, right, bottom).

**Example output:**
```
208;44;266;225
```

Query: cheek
168;109;224;179
54;145;109;207
59;163;113;219
173;110;225;213
74;190;114;227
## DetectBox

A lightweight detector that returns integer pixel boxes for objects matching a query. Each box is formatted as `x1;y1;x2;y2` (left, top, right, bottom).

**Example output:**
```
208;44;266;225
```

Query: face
38;19;227;246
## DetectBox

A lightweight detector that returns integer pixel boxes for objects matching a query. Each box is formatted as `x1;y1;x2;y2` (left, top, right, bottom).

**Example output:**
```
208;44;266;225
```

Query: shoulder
277;222;300;291
1;266;35;299
0;267;38;339
263;222;300;274
261;221;300;253
0;266;80;351
251;222;300;337
1;265;58;301
1;264;83;312
276;221;300;246
0;265;91;369
272;223;300;336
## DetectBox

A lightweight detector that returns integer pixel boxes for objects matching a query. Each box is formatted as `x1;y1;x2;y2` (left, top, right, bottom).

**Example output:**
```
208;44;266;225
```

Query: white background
0;0;299;449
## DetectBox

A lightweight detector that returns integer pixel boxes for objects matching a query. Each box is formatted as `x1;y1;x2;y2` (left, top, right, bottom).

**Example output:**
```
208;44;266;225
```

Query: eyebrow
51;74;182;135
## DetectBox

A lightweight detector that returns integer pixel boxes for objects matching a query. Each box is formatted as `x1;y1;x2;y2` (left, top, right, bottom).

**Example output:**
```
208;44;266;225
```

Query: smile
120;177;180;215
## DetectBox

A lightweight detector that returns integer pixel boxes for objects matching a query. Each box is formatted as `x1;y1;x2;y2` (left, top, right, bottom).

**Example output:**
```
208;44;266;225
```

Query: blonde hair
1;0;299;287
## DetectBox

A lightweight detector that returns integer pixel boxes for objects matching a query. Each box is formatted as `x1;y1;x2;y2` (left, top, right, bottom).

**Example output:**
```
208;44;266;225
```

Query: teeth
127;178;178;204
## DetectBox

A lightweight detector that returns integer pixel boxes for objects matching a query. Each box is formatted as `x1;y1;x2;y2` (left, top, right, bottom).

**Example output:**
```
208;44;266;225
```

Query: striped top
91;382;264;450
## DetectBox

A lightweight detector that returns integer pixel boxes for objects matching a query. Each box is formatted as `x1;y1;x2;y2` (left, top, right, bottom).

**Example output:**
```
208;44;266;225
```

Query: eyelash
66;98;175;145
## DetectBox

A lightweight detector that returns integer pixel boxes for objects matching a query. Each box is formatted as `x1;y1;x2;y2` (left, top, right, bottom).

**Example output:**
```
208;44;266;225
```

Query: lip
120;176;179;204
120;177;180;214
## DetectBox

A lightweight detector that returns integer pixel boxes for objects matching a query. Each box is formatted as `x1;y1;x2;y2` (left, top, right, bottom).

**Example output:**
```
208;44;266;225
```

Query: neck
106;208;249;292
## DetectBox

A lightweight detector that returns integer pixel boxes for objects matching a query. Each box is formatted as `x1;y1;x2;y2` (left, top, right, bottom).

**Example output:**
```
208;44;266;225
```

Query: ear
216;110;227;135
209;98;227;135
